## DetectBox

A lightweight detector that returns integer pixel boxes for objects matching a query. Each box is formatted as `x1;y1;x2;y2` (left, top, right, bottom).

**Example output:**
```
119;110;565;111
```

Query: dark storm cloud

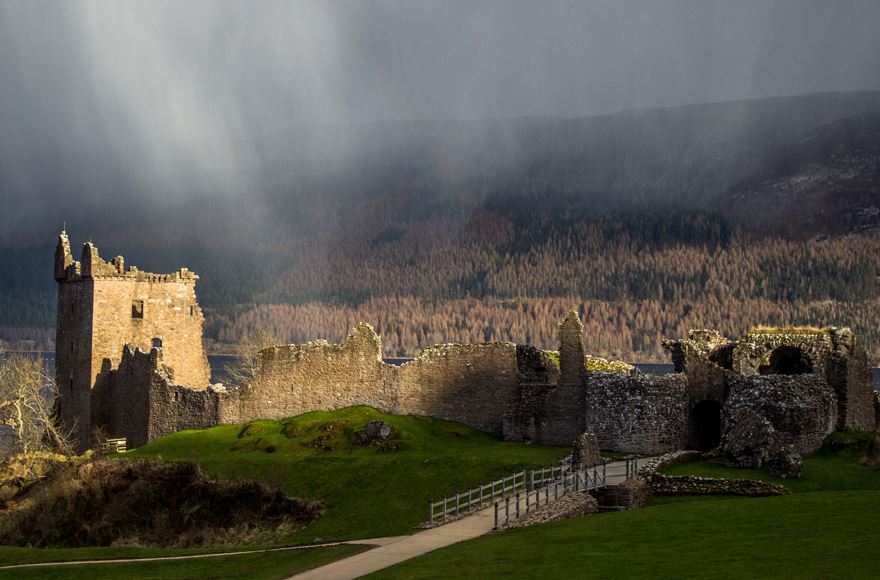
1;0;880;228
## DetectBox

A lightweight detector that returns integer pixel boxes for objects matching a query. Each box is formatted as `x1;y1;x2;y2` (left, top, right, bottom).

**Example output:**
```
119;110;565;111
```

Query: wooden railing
428;456;612;527
492;467;607;529
428;458;572;525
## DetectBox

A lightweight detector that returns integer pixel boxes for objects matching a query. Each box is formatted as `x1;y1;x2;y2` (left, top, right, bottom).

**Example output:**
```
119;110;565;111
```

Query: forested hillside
2;92;879;361
205;207;880;361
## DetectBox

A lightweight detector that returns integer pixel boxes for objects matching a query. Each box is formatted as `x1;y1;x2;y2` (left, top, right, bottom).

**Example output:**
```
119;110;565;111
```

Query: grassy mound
124;406;567;542
0;459;322;548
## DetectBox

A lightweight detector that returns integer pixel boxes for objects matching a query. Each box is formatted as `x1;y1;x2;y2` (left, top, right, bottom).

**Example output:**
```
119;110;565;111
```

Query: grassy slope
369;433;880;579
0;545;365;580
123;407;566;543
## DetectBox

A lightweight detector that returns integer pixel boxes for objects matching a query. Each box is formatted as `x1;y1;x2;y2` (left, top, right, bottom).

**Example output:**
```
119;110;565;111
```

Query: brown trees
0;351;72;455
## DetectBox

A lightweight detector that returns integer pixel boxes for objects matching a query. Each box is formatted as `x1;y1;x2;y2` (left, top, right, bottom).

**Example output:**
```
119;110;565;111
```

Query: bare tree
222;328;281;388
0;351;73;455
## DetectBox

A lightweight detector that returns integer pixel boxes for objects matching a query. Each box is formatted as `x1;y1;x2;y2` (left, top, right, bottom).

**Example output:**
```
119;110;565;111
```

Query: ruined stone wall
516;345;558;385
723;375;836;456
218;323;394;422
55;274;95;450
396;342;519;435
669;327;876;438
149;381;222;444
558;311;586;386
220;324;520;436
102;346;221;448
503;383;585;445
829;330;876;430
90;274;209;391
732;331;834;374
583;372;689;454
664;334;731;404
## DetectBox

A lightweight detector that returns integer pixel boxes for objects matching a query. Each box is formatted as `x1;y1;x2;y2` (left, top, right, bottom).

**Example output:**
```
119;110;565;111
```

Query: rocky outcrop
356;420;394;445
861;434;880;468
768;446;805;479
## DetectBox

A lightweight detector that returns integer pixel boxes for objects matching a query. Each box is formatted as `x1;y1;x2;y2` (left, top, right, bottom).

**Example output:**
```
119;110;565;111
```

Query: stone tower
54;231;211;449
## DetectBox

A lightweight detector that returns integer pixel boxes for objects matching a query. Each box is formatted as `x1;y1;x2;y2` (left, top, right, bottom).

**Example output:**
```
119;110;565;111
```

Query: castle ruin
54;231;210;449
54;233;877;458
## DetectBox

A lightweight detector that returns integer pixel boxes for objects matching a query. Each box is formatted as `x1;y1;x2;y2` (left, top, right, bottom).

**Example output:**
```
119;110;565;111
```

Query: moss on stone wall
749;326;829;335
585;355;633;373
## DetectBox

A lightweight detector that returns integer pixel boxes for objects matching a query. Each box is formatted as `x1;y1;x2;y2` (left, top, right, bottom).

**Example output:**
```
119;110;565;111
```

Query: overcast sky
2;0;880;227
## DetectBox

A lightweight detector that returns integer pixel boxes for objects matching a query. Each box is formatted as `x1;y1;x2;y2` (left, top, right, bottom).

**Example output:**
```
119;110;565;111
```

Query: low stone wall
639;450;787;497
503;492;598;529
597;478;649;509
583;372;689;454
646;475;787;496
638;450;702;475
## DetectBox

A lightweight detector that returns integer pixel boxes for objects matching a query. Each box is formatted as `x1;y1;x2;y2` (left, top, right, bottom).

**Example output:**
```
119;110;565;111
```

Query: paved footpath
291;456;648;580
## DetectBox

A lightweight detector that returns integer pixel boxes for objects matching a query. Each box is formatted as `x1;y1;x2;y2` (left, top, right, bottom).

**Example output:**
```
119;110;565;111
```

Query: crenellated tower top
53;230;198;283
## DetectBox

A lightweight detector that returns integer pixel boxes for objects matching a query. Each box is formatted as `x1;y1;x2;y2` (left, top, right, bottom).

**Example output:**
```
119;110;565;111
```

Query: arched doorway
691;400;722;451
760;346;812;375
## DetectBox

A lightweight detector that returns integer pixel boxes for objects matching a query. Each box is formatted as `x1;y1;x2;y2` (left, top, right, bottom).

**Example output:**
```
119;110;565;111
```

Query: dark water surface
17;353;880;389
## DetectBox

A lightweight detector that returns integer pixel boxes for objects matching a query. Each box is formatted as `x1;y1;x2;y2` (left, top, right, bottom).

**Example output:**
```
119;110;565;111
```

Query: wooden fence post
493;502;499;530
516;493;521;519
505;496;510;525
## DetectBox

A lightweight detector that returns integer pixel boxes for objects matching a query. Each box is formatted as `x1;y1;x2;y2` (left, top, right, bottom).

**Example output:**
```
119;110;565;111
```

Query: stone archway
760;346;813;375
690;400;722;451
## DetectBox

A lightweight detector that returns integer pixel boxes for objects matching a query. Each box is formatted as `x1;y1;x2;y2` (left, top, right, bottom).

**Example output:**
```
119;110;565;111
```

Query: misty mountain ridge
4;90;880;247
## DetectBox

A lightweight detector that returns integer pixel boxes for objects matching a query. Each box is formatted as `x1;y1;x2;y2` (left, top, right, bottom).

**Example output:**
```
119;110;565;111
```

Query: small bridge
428;456;641;529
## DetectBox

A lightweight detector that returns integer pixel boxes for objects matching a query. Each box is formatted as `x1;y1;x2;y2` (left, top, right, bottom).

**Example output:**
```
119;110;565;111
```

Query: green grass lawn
367;491;880;579
0;407;565;570
0;544;365;580
365;431;880;579
660;431;880;493
122;406;567;543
